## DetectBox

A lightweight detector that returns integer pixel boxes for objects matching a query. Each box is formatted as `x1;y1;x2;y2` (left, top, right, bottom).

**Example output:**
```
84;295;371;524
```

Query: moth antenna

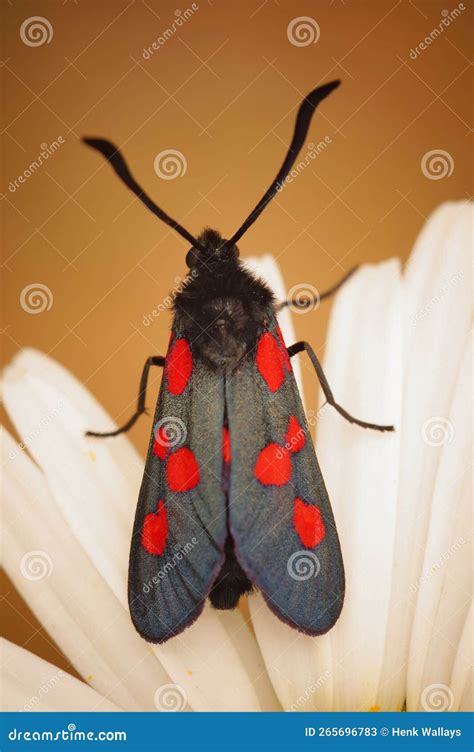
82;138;206;252
224;80;341;248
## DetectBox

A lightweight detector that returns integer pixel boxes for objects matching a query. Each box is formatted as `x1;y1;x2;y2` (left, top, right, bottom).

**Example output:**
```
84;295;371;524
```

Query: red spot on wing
255;443;291;486
167;338;192;395
256;333;285;392
167;447;200;492
142;499;168;555
222;426;231;464
285;415;305;454
275;325;292;372
293;498;325;548
153;425;170;460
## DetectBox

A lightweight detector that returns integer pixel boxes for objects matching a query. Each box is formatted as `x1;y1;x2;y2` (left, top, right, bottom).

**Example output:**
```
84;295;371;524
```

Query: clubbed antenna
224;80;341;248
82;138;206;252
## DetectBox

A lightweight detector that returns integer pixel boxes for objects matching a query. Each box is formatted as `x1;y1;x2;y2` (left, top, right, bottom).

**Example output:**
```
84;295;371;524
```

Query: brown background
1;0;472;678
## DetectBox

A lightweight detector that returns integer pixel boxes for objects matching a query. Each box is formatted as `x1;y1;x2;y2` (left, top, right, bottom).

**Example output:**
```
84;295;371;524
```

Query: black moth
85;81;393;644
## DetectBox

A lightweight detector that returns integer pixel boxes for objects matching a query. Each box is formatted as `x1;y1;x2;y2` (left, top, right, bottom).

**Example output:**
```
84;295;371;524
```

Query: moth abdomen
209;535;254;610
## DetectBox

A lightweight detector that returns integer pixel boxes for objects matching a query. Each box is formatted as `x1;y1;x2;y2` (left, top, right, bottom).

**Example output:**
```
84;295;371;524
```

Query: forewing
227;316;345;635
128;335;226;643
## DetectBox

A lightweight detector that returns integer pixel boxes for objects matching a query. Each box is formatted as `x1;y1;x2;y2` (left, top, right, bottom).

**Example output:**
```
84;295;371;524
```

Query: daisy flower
1;201;471;712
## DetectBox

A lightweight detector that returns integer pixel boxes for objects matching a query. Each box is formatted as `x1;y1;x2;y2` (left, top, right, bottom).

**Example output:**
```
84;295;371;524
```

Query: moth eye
185;248;199;268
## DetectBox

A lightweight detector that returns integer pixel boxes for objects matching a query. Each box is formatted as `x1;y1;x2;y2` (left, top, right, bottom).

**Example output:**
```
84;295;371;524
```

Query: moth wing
227;321;345;635
128;336;226;643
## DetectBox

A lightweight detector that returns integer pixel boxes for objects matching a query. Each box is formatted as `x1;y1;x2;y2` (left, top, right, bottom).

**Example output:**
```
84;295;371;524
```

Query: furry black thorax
172;229;275;370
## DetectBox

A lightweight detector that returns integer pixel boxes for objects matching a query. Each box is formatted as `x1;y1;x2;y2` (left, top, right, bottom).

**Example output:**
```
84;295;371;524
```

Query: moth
85;81;393;644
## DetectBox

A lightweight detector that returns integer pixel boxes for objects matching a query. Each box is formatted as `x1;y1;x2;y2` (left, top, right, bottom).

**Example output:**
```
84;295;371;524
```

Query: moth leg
86;355;165;438
276;266;358;311
287;341;394;432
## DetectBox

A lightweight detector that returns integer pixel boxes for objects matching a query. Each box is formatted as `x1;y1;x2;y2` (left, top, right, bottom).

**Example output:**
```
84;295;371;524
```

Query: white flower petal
216;608;281;711
450;600;473;711
1;639;120;712
407;340;472;710
154;603;280;712
379;201;473;710
249;594;334;711
2;428;171;711
2;348;143;602
244;254;304;402
316;259;402;711
2;349;261;711
153;604;277;711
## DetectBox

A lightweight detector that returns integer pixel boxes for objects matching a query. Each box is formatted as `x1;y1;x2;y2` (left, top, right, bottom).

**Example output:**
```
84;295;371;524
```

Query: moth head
185;228;239;270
